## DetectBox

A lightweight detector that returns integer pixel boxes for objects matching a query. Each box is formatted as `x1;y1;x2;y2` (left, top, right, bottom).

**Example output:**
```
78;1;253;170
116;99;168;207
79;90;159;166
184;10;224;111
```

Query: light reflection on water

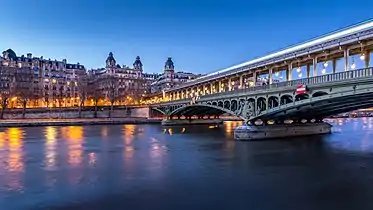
1;119;373;209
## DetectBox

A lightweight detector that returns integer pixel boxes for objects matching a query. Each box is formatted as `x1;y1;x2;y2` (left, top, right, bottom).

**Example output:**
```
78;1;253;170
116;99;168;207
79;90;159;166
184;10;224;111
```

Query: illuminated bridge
150;20;373;123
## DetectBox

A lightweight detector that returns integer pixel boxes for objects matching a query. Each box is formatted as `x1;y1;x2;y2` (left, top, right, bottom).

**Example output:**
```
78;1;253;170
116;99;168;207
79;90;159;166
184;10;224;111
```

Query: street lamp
360;53;365;61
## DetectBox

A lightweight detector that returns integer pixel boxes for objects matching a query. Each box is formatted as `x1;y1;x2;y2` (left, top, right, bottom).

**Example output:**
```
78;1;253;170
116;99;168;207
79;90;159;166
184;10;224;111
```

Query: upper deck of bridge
166;19;373;93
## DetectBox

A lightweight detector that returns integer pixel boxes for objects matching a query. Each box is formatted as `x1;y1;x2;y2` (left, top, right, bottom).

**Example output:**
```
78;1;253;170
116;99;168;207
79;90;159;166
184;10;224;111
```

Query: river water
1;118;373;210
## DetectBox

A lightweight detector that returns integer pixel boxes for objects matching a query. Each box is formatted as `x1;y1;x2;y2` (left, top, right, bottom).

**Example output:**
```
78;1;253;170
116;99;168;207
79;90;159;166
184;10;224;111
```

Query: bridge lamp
298;73;302;78
296;67;301;73
351;62;356;70
323;61;328;68
321;68;326;74
360;53;366;61
275;72;279;77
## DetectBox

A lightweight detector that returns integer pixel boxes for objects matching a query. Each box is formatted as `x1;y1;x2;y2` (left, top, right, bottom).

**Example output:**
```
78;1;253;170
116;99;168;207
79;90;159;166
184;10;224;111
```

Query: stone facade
150;57;202;93
1;49;86;108
89;53;160;104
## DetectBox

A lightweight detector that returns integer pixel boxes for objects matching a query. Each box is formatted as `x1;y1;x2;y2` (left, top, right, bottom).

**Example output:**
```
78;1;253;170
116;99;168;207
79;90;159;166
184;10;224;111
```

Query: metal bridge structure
149;20;373;123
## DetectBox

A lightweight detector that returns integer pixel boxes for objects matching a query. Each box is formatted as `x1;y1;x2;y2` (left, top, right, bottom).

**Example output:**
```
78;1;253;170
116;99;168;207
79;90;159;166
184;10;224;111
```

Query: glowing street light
351;62;356;70
296;67;301;73
323;61;328;68
321;69;326;74
360;53;366;61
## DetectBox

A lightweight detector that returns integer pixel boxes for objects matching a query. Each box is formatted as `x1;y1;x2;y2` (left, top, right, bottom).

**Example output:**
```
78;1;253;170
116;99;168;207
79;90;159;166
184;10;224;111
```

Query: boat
234;122;332;140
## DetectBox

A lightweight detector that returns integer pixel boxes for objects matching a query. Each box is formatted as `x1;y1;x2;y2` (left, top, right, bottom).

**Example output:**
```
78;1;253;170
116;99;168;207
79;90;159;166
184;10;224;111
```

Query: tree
14;67;34;118
88;77;102;118
0;66;14;119
76;74;90;118
105;75;119;118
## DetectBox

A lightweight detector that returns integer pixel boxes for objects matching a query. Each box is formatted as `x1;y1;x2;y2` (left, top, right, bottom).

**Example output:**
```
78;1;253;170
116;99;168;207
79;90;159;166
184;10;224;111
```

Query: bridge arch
169;104;243;119
224;100;230;109
257;97;267;112
268;96;279;109
295;93;309;101
231;99;238;112
151;107;167;115
280;95;293;105
218;101;224;108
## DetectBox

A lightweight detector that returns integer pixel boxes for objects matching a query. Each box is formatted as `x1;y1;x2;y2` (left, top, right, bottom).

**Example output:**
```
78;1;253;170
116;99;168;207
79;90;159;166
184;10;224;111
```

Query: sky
1;0;373;74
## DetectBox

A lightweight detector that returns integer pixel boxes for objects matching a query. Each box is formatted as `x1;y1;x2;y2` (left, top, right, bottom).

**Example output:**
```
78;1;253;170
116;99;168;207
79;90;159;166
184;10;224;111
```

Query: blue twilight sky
1;0;372;74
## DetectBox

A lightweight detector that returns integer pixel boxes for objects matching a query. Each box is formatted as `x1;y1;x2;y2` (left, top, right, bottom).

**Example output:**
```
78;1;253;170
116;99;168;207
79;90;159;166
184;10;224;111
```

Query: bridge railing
200;67;373;99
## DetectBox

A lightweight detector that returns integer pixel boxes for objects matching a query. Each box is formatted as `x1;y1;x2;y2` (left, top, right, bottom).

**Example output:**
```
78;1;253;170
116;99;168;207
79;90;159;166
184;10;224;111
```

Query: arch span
151;107;167;115
252;91;373;121
169;104;244;119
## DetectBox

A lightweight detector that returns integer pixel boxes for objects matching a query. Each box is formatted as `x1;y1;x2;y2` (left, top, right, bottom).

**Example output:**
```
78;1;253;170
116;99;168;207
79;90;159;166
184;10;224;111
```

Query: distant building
150;57;202;93
1;49;86;107
90;53;160;103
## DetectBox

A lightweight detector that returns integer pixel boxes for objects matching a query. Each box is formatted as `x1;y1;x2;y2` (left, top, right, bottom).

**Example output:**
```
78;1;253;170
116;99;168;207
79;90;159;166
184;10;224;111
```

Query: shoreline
0;117;242;128
0;118;162;128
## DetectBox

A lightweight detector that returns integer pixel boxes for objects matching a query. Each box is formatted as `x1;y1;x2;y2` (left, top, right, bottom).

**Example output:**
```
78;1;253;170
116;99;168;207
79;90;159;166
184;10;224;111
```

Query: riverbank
0;118;162;128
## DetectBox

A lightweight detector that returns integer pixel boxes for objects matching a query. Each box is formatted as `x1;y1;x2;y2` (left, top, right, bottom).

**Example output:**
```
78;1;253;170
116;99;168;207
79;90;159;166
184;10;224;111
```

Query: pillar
268;68;273;84
306;64;310;78
313;57;317;76
365;50;370;68
228;78;232;91
332;59;337;74
253;71;257;86
344;48;349;71
218;80;222;92
287;63;292;81
210;83;213;94
239;75;243;89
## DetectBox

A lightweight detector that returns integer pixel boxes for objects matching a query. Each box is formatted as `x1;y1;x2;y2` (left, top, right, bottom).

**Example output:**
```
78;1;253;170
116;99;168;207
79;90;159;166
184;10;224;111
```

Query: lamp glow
323;61;328;68
351;62;356;70
297;67;301;73
322;69;326;74
360;54;365;60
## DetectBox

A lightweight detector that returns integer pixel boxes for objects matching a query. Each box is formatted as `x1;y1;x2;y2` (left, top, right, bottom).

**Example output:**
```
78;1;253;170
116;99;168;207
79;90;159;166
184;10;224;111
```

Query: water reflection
326;118;373;153
44;126;57;170
224;121;243;135
7;128;24;173
0;127;25;192
66;126;84;166
3;120;373;210
123;125;135;164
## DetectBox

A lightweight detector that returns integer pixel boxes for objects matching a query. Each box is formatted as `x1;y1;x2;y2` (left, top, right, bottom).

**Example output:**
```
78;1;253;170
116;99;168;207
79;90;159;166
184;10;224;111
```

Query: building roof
165;57;174;69
3;49;17;60
133;56;143;67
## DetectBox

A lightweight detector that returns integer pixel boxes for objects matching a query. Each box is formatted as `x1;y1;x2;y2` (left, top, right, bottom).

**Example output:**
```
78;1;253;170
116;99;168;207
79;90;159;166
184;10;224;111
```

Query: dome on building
133;56;143;67
116;64;121;68
164;57;174;70
106;52;116;67
2;48;17;60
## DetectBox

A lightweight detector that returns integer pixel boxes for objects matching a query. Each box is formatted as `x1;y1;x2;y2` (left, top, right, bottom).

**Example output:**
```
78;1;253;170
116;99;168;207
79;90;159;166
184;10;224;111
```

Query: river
1;118;373;210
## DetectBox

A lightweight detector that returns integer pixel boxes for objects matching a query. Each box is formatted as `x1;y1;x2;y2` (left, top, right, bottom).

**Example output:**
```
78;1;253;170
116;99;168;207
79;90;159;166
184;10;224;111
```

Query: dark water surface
1;118;373;210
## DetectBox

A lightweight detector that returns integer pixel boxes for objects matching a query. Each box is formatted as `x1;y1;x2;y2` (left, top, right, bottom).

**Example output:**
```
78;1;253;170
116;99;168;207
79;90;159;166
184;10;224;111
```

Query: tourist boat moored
234;123;332;140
